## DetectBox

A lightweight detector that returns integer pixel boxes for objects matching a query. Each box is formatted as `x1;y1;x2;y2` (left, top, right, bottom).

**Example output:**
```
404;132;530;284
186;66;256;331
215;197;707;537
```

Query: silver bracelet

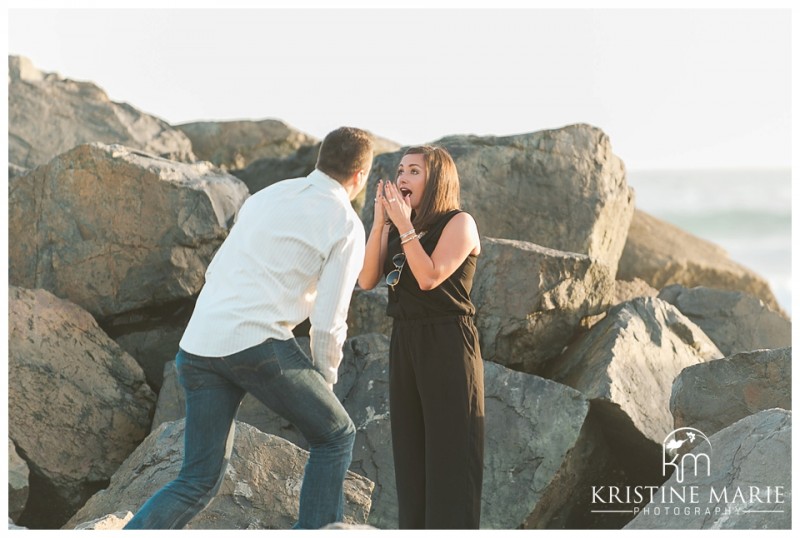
399;228;416;240
400;233;418;245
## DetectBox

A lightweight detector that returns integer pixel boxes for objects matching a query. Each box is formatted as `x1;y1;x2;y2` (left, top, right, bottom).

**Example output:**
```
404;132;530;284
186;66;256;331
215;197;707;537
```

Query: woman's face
395;153;427;210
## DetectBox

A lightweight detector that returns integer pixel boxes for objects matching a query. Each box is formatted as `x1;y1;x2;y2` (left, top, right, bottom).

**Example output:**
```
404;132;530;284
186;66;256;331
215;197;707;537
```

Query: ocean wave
657;210;790;239
628;168;791;215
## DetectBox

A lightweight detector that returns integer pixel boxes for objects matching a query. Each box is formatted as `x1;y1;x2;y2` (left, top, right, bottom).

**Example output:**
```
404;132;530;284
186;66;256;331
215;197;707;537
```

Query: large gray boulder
671;347;791;436
363;124;634;276
548;297;723;454
472;238;614;375
8;440;30;523
9;55;195;169
625;409;791;529
481;363;593;529
532;405;669;530
176;119;317;170
618;210;782;312
8;286;156;528
335;336;394;528
658;285;791;356
8;143;249;319
347;287;392;339
64;419;374;529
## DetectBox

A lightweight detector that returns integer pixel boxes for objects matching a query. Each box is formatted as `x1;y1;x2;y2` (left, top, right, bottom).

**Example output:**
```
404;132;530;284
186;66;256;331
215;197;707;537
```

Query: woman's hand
359;180;392;290
381;181;413;234
372;179;390;231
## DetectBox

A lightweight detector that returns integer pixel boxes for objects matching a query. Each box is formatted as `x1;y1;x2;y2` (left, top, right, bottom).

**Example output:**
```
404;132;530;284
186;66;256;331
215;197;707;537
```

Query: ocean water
625;168;792;317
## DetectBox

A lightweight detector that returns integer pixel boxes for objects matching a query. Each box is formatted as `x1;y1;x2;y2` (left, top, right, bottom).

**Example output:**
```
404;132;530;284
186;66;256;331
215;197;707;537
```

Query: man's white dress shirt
179;169;365;385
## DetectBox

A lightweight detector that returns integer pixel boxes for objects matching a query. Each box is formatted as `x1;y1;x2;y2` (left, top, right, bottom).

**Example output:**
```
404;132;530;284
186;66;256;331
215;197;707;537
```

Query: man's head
316;127;374;198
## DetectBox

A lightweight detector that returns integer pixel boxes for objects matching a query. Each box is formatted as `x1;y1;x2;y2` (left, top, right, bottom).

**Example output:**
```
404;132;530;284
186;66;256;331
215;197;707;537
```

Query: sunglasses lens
386;270;400;287
387;252;406;289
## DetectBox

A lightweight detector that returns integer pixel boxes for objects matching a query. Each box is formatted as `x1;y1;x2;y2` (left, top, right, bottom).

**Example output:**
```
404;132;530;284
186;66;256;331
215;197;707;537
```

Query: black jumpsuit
384;209;485;529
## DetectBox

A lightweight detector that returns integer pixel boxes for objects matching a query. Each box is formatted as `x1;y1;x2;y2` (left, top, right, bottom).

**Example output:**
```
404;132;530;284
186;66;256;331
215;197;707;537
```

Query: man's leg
224;338;355;529
125;350;245;529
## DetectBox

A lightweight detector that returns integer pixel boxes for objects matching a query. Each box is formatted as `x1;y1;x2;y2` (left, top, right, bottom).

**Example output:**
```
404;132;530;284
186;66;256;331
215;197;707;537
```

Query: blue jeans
124;338;356;530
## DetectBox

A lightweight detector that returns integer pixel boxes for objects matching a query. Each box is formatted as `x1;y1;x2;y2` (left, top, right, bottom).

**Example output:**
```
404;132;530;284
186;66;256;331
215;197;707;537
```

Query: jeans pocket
273;339;316;372
226;340;283;383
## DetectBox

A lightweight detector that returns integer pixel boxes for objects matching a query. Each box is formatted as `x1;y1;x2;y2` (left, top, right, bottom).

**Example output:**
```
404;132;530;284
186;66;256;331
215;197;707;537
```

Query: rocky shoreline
7;55;791;530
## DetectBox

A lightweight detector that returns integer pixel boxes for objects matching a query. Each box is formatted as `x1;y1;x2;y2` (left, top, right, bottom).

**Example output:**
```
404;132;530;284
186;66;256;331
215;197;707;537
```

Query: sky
6;6;792;171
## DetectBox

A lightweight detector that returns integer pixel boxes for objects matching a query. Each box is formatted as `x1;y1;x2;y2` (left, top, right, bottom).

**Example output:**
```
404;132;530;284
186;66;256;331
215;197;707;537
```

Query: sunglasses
386;253;406;290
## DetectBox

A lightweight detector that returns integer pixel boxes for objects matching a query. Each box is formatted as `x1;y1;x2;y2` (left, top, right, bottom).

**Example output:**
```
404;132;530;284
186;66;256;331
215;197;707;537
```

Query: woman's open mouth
399;187;412;198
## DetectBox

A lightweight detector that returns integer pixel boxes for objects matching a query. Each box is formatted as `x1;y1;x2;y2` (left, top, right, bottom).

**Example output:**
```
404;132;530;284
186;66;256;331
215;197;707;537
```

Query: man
124;127;374;530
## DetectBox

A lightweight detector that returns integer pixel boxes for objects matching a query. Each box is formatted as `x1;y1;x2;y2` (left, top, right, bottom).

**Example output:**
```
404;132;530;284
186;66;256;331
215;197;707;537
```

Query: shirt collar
308;169;351;205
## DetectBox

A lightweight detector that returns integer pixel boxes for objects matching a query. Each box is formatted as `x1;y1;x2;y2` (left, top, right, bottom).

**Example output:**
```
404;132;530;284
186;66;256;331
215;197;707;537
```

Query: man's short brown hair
316;127;374;182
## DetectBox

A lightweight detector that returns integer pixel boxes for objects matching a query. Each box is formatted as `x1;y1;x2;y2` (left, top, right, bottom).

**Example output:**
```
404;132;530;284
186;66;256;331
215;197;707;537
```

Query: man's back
179;170;365;374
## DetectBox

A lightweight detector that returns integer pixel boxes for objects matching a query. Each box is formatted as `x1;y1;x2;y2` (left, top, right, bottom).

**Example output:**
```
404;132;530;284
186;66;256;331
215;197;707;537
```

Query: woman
358;145;484;529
